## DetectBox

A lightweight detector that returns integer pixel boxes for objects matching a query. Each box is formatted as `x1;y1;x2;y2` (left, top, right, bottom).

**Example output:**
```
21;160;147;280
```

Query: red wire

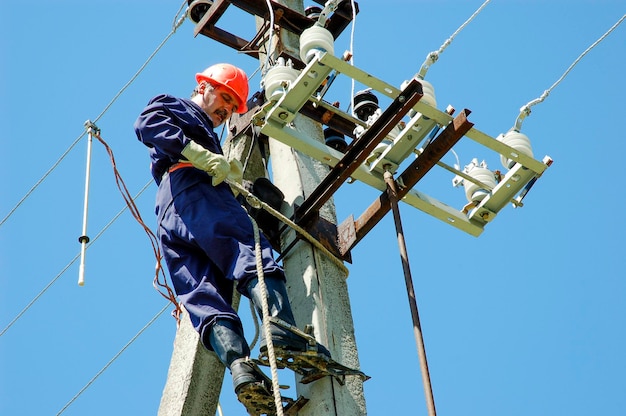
93;131;181;322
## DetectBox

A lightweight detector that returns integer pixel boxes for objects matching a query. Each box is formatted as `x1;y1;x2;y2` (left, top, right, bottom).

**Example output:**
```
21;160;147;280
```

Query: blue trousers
156;169;284;349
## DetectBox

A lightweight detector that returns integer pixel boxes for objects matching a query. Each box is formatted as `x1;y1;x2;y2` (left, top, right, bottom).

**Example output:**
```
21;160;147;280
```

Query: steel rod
384;169;436;416
78;121;98;286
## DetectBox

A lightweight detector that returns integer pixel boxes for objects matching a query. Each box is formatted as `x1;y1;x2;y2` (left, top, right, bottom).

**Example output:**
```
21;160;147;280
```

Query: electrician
133;63;330;412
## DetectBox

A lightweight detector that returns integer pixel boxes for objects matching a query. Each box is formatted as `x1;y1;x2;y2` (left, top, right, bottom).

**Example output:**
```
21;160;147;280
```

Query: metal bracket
190;0;358;69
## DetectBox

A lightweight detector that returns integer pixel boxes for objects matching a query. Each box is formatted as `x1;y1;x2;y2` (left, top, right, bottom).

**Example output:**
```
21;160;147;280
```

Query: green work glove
227;159;243;196
181;140;230;186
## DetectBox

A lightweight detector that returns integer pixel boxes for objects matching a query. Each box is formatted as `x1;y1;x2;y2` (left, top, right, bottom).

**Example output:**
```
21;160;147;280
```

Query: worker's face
199;83;239;127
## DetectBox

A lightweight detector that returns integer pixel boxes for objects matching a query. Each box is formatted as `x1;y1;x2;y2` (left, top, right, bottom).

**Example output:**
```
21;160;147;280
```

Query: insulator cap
324;128;348;152
353;89;379;121
188;0;213;24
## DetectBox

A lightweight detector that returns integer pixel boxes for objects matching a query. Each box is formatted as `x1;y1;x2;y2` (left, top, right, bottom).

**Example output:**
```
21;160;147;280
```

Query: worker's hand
227;159;243;196
181;140;230;186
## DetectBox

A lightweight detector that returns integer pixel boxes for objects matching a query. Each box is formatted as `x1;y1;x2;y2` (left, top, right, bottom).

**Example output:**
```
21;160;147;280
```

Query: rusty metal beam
299;101;357;140
340;109;474;255
191;0;358;68
294;78;424;226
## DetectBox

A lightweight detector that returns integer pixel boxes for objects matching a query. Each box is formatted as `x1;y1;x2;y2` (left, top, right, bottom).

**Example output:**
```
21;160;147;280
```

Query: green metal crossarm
341;110;474;254
294;78;424;226
255;48;551;241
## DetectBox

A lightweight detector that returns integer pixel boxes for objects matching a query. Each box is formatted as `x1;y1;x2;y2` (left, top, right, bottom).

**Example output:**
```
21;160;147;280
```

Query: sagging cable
0;181;152;338
417;0;492;79
56;302;170;416
513;13;626;131
91;129;181;321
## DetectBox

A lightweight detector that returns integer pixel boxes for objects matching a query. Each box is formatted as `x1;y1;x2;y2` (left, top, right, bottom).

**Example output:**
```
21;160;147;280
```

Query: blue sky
1;1;625;415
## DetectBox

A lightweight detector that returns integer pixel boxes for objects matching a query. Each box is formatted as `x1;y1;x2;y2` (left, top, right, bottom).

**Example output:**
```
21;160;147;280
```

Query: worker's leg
207;318;272;392
157;179;243;349
246;276;331;358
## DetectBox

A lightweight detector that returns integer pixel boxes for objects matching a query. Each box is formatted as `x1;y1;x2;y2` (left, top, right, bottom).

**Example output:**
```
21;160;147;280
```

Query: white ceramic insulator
402;78;437;108
463;166;497;203
299;25;335;64
419;79;437;108
264;65;300;101
499;131;533;169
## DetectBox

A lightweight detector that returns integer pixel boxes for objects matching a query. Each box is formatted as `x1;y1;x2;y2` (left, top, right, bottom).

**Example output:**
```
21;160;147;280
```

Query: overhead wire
56;302;170;416
513;13;626;131
5;6;189;410
417;0;491;79
262;0;276;76
0;5;188;231
0;181;153;338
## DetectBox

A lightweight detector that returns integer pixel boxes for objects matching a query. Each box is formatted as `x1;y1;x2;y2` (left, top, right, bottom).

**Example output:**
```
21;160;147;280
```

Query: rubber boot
247;277;331;358
208;319;269;393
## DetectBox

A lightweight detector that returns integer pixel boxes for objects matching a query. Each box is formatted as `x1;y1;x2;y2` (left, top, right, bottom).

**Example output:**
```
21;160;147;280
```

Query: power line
417;0;492;79
0;7;187;231
56;302;170;416
514;13;626;130
0;181;153;338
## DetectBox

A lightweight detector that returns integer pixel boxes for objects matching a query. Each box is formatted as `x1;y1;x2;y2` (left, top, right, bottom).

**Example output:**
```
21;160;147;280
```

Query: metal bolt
279;112;288;120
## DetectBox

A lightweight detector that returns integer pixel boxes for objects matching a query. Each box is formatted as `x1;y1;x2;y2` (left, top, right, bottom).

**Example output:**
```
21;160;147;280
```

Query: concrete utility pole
159;1;366;414
260;1;366;414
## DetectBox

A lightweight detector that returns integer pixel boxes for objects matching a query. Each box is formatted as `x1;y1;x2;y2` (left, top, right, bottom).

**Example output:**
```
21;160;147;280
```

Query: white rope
250;215;284;416
0;7;186;230
514;13;626;130
226;178;349;276
417;0;491;79
56;302;170;415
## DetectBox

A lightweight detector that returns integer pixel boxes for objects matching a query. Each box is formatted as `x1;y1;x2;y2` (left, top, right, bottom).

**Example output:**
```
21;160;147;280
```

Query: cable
248;298;261;350
250;215;284;416
514;13;626;131
417;0;491;79
91;130;181;320
0;6;187;231
173;0;188;30
94;8;187;126
262;0;276;76
0;133;84;229
56;302;170;415
0;181;153;338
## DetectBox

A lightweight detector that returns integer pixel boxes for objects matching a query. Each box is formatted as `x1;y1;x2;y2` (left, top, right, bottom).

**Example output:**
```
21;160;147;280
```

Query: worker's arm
181;140;230;186
134;94;228;183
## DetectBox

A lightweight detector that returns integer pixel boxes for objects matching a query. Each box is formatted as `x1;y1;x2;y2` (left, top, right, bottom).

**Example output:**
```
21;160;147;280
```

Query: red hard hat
196;63;249;114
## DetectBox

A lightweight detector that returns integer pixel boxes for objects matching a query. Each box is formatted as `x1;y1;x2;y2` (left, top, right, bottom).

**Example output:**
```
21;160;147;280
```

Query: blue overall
134;94;284;348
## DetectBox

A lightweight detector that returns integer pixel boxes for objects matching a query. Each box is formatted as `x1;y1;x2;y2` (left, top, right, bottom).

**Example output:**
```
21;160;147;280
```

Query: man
133;63;330;413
